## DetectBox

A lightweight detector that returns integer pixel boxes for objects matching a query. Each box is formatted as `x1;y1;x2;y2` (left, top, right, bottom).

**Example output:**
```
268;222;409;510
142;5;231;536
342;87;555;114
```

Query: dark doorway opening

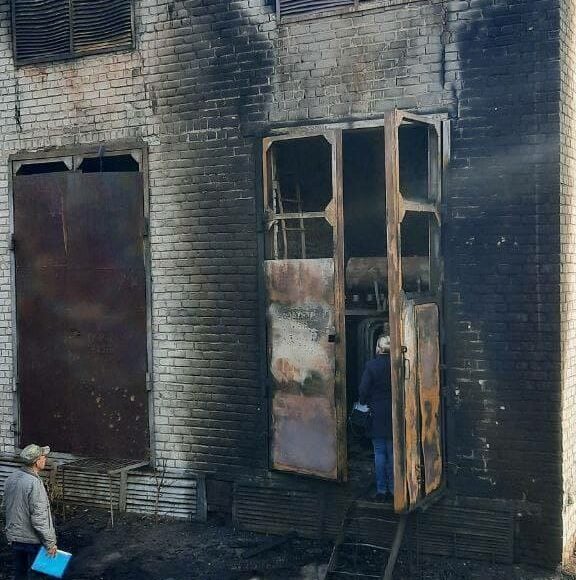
342;129;390;490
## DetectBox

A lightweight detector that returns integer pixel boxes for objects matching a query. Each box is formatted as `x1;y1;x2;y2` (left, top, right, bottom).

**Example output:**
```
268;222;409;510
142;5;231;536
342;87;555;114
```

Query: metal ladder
270;154;307;259
325;499;410;580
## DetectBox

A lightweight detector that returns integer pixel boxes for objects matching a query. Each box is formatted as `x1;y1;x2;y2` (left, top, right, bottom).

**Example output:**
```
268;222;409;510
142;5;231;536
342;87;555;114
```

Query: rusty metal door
14;172;148;459
385;111;447;511
262;131;346;480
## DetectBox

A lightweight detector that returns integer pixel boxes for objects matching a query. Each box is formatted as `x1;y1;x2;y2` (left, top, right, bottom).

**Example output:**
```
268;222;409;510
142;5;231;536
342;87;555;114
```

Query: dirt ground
1;508;575;580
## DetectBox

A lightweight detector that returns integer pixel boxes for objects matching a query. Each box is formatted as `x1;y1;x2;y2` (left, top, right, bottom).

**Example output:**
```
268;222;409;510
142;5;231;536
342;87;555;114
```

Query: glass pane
269;137;333;215
399;124;430;202
400;212;431;293
267;217;333;260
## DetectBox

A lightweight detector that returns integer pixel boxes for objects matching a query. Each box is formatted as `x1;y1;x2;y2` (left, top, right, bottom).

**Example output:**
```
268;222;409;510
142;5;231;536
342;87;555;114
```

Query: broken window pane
399;124;431;203
400;211;431;293
267;217;333;260
16;161;70;175
79;155;140;173
269;137;333;215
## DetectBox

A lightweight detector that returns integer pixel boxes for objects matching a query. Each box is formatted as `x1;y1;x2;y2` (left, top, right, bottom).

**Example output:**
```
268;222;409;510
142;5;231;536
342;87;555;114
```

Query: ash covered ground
0;509;575;579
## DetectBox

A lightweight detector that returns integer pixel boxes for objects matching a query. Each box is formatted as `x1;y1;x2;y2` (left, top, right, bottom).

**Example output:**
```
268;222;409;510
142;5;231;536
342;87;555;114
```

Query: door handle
402;346;410;380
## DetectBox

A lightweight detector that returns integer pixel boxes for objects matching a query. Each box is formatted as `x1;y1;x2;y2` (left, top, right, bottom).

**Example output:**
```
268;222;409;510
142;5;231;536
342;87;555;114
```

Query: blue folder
31;547;72;578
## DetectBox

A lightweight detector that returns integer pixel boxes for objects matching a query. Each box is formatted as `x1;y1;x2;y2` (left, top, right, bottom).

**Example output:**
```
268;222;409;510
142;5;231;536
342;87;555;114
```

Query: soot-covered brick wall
0;0;569;565
271;0;562;564
561;0;576;565
142;0;275;474
445;0;562;564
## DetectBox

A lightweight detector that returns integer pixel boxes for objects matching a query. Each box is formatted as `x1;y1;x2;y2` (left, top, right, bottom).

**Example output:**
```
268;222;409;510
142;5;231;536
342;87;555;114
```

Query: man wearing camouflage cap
3;444;57;579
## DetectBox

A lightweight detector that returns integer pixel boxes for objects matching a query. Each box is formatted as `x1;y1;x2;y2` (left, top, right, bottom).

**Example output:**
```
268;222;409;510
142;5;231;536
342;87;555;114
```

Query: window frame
11;0;135;67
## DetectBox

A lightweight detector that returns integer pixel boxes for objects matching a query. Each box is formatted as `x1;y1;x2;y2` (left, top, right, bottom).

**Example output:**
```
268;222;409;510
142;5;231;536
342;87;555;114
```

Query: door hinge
143;218;150;239
10;234;16;251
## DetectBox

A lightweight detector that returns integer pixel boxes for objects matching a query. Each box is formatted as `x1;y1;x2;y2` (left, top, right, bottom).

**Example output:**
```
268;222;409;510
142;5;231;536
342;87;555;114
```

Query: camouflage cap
20;444;50;465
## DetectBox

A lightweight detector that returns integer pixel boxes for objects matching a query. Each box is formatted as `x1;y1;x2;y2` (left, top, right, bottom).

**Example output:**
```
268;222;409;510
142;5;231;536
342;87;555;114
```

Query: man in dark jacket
359;335;393;500
4;444;57;579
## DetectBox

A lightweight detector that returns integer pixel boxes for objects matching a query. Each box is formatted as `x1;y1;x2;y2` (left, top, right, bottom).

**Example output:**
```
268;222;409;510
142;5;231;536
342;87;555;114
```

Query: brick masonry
0;0;571;566
561;0;576;565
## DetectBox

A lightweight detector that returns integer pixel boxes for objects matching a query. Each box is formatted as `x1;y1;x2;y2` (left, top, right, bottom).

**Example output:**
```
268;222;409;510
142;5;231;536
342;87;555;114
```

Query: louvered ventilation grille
12;0;133;65
278;0;355;16
73;0;133;54
13;0;70;62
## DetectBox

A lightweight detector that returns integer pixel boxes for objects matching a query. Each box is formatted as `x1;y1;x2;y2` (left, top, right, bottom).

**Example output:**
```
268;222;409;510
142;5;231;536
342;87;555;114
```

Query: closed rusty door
14;172;148;459
262;131;346;480
384;111;446;511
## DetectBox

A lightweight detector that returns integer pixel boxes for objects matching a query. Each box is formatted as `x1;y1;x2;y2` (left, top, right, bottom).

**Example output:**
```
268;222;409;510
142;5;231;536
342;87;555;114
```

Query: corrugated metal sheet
125;471;206;521
0;458;206;522
61;470;121;509
278;0;354;16
418;506;514;564
234;482;514;564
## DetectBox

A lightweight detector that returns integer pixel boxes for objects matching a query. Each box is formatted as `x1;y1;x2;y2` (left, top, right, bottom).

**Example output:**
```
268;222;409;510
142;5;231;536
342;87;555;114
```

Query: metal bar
119;471;128;512
382;514;408;580
341;542;391;551
332;129;348;483
296;182;306;258
384;111;408;513
330;572;380;578
266;211;326;221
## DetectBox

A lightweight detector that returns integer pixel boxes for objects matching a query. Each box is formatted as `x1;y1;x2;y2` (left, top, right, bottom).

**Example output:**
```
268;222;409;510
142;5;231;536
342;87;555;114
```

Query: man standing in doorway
3;444;57;579
359;335;394;501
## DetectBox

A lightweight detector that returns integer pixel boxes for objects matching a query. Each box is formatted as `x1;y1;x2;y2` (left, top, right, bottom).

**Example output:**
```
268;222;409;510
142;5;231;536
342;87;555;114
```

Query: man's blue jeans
372;438;394;494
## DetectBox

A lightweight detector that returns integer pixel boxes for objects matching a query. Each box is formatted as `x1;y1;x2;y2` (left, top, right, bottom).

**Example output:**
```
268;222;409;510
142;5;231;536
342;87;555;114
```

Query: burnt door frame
262;130;348;481
8;143;155;463
384;110;448;512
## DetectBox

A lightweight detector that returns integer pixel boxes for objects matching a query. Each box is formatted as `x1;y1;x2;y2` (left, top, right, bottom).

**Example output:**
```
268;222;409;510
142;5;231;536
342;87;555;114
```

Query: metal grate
0;457;207;521
13;0;70;63
11;0;133;65
234;482;514;564
73;0;133;54
277;0;356;17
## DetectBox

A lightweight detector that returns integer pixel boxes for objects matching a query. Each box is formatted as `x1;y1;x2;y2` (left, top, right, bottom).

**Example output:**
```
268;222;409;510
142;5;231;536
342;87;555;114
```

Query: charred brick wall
0;0;276;475
561;0;576;565
444;0;562;565
267;0;563;564
0;0;567;565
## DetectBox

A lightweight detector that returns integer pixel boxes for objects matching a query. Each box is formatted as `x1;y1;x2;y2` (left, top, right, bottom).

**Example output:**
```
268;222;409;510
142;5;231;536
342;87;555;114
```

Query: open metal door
262;130;346;480
385;111;447;511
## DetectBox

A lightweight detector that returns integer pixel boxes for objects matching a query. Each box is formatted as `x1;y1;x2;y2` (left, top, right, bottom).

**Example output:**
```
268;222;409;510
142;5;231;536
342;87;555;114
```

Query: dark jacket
358;354;393;439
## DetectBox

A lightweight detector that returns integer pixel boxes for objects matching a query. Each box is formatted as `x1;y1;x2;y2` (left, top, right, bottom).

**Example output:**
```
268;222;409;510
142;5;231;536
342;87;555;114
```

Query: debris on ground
0;508;574;579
